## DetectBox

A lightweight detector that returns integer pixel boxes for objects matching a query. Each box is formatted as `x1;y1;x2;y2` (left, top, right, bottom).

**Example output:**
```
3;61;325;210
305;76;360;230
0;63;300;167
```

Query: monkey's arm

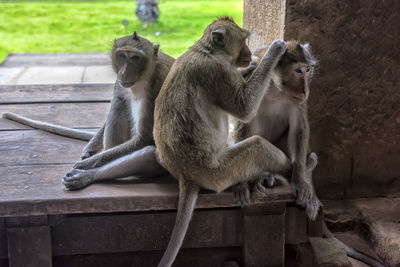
216;40;286;121
73;136;149;169
237;56;259;77
81;124;105;160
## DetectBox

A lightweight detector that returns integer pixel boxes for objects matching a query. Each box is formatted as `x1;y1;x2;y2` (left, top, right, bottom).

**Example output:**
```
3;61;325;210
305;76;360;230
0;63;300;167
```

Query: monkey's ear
132;31;139;40
212;29;226;47
154;44;160;57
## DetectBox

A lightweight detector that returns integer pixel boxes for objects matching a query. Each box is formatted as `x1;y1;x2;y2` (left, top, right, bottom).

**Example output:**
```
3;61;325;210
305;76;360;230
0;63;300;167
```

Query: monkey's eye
306;67;311;72
295;68;303;74
118;53;126;59
131;55;140;61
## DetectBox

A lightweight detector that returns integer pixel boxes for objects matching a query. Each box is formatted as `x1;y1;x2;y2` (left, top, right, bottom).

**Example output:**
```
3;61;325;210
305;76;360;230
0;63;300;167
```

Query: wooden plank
0;84;113;104
53;247;242;267
7;226;52;267
0;130;86;166
285;206;308;244
0;102;109;130
1;53;111;67
52;209;242;255
243;203;286;267
0;219;6;259
0;164;294;217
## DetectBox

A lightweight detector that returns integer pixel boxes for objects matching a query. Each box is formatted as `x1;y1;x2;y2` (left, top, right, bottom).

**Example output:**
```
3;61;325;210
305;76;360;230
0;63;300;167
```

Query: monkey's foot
305;194;322;221
251;172;276;198
294;181;313;207
233;183;251;207
63;169;96;190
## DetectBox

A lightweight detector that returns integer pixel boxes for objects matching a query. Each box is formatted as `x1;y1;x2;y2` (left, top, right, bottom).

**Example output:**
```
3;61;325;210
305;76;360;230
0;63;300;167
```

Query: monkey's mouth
236;60;251;68
119;81;136;88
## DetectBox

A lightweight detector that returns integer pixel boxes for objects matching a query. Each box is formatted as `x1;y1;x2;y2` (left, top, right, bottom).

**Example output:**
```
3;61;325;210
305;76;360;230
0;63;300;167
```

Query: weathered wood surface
0;103;109;130
0;84;113;104
0;162;294;217
0;82;295;218
52;209;242;255
0;53;111;67
7;226;52;267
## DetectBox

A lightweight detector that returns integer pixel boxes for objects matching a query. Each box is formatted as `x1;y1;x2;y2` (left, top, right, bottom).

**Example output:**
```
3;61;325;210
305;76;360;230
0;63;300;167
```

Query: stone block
308;237;351;267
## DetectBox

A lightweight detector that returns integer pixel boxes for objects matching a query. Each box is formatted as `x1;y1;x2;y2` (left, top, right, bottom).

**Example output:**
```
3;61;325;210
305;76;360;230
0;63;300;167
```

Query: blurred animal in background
136;0;160;28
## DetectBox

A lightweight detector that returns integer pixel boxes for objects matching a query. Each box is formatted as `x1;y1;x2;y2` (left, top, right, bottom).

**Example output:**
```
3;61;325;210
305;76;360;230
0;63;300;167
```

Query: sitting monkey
234;42;321;220
3;32;174;190
154;17;291;267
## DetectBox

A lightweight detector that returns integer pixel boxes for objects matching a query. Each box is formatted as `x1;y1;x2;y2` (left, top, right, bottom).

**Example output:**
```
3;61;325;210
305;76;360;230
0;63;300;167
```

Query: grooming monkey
3;32;174;190
154;17;291;267
235;44;386;267
233;42;321;220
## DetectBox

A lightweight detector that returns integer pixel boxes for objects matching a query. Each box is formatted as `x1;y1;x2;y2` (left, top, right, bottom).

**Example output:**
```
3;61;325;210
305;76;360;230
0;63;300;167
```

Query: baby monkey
234;41;321;220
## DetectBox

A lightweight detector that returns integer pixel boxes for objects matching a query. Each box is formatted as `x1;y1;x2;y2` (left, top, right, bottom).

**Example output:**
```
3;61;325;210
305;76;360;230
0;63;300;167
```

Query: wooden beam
7;226;52;267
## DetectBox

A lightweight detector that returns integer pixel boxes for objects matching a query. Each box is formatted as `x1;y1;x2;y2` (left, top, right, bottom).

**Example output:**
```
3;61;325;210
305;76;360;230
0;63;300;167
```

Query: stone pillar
243;0;286;51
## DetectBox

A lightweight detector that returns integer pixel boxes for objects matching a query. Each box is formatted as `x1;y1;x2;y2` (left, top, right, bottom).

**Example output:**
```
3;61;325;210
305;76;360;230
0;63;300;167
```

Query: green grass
0;0;243;63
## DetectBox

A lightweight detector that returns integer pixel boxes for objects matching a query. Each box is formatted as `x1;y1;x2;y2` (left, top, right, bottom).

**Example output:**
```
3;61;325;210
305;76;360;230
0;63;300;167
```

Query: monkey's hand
63;169;96;190
81;150;97;160
238;56;259;77
233;182;251;207
74;149;116;169
264;40;287;60
73;154;105;170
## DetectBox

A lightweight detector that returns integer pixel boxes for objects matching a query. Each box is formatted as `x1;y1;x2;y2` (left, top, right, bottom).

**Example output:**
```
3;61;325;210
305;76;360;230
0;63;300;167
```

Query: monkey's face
280;61;313;105
236;41;252;67
115;49;149;88
277;42;317;105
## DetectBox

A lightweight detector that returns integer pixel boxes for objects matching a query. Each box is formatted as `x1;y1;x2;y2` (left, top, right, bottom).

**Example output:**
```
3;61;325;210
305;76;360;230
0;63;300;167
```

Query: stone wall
244;0;400;198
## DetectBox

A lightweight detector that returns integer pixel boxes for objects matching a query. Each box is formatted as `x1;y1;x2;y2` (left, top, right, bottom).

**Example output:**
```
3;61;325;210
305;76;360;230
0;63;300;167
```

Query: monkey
153;17;291;267
232;42;321;220
2;32;174;190
234;43;386;267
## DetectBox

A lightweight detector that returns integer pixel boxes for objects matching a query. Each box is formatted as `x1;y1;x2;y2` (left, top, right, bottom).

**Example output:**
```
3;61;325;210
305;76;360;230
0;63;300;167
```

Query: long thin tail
322;222;386;267
2;112;95;141
157;179;200;267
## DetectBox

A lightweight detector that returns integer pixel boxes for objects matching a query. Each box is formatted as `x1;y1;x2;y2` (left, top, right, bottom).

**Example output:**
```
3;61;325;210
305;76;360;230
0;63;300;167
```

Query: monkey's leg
81;124;105;160
234;152;318;207
63;146;167;190
193;136;291;193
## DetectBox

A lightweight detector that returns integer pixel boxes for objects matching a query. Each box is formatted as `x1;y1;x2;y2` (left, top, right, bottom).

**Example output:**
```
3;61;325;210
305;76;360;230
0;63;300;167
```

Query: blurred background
0;0;243;63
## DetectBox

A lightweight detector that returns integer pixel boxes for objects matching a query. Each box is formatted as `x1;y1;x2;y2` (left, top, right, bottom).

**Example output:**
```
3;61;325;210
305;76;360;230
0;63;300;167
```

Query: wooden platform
0;82;320;267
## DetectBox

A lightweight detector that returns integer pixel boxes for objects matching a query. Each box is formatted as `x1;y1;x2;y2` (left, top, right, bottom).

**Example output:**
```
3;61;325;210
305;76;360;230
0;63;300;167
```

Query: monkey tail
157;179;200;267
322;222;386;267
2;112;95;141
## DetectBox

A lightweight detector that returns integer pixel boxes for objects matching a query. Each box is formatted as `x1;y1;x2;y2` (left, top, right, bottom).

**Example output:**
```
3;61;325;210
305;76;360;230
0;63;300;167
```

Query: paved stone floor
0;53;116;85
